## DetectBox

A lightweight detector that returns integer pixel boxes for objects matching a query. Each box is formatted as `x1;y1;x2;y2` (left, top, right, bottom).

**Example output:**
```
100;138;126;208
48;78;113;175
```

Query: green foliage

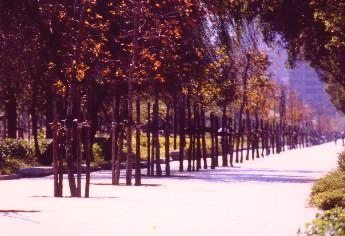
37;129;52;154
310;170;345;210
92;143;105;164
303;207;345;236
304;150;345;235
0;138;34;160
338;152;345;172
313;190;345;211
0;138;41;175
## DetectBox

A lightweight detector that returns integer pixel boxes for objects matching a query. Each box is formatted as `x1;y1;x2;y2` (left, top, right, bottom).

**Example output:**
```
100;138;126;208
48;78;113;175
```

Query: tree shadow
167;167;320;184
0;210;40;213
0;210;41;223
31;195;119;199
92;183;162;187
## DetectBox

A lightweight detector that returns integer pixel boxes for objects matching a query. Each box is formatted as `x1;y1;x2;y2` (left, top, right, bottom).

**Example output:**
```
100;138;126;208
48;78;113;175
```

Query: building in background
288;62;336;116
269;47;345;131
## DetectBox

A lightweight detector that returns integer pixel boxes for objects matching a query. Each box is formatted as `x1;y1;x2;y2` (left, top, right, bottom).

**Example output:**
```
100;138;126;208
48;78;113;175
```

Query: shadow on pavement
167;168;319;184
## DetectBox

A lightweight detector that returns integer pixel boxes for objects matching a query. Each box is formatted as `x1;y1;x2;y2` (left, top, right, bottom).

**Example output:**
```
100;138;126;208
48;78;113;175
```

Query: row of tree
0;1;343;196
50;104;319;197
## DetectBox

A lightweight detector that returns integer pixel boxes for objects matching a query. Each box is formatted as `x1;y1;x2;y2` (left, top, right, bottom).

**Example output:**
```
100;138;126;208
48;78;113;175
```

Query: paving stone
0;142;342;236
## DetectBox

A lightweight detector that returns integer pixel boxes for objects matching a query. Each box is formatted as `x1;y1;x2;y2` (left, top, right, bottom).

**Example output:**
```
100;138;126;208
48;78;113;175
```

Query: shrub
0;138;34;160
92;143;105;164
313;189;345;210
303;207;345;236
310;171;345;210
37;128;52;154
338;151;345;172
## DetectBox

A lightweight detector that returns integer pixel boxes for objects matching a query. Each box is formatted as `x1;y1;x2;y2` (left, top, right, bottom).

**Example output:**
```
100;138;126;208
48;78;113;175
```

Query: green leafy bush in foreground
310;170;345;210
303;151;345;235
338;151;345;172
303;207;345;236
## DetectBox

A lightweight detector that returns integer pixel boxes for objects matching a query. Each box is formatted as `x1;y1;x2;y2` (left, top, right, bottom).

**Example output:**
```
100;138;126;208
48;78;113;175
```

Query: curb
0;174;23;180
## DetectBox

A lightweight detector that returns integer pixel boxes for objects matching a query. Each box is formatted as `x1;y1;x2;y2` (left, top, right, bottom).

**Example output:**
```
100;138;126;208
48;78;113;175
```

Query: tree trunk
214;116;219;167
65;118;77;197
114;124;124;185
126;0;140;185
201;106;207;169
125;93;134;186
65;68;78;197
173;98;178;150
179;96;186;172
135;96;141;185
255;114;260;159
153;90;162;176
187;96;192;171
31;78;42;163
57;129;64;196
195;105;201;171
111;93;119;185
240;118;245;162
147;102;151;176
31;107;41;160
165;104;170;176
228;117;234;167
45;86;54;139
84;123;91;198
5;91;17;139
210;113;215;169
221;104;228;167
52;122;61;197
234;116;239;163
76;122;82;197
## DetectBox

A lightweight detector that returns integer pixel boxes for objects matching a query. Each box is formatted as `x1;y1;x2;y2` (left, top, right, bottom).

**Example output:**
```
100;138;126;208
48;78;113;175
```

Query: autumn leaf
153;60;162;70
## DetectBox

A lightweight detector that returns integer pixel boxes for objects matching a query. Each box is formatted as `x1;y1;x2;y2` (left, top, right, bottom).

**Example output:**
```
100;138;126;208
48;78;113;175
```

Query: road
0;142;343;236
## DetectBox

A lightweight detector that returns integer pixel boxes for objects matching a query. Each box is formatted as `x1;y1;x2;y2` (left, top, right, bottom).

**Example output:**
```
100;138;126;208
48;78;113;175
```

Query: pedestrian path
0;142;343;236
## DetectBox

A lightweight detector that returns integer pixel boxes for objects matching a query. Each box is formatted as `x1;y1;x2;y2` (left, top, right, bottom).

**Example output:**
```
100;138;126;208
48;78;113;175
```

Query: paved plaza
0;142;343;236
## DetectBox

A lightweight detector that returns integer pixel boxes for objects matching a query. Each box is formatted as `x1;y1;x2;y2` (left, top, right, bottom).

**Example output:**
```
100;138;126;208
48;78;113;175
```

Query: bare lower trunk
135;96;141;185
179;96;186;172
6;92;17;139
153;91;162;176
85;124;91;197
210;113;216;169
221;104;228;167
165;104;170;176
147;102;152;176
201;107;207;169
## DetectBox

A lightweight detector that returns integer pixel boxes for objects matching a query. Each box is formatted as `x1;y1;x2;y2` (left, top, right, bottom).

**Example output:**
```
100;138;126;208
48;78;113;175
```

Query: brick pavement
0;142;343;236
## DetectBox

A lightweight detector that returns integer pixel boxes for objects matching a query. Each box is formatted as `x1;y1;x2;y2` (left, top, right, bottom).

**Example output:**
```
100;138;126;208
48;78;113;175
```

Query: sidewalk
0;142;343;236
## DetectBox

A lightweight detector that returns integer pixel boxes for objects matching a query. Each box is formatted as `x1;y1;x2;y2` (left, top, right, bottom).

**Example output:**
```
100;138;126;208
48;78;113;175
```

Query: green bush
303;207;345;236
0;138;34;160
37;128;52;154
338;152;345;172
310;171;345;210
313;189;345;211
92;143;105;164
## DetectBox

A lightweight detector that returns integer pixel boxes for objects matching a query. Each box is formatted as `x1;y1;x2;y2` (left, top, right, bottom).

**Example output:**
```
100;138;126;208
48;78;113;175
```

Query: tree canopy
0;0;343;194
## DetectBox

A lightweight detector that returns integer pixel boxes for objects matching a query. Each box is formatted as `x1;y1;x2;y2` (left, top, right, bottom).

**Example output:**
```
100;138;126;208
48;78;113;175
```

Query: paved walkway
0;142;343;236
